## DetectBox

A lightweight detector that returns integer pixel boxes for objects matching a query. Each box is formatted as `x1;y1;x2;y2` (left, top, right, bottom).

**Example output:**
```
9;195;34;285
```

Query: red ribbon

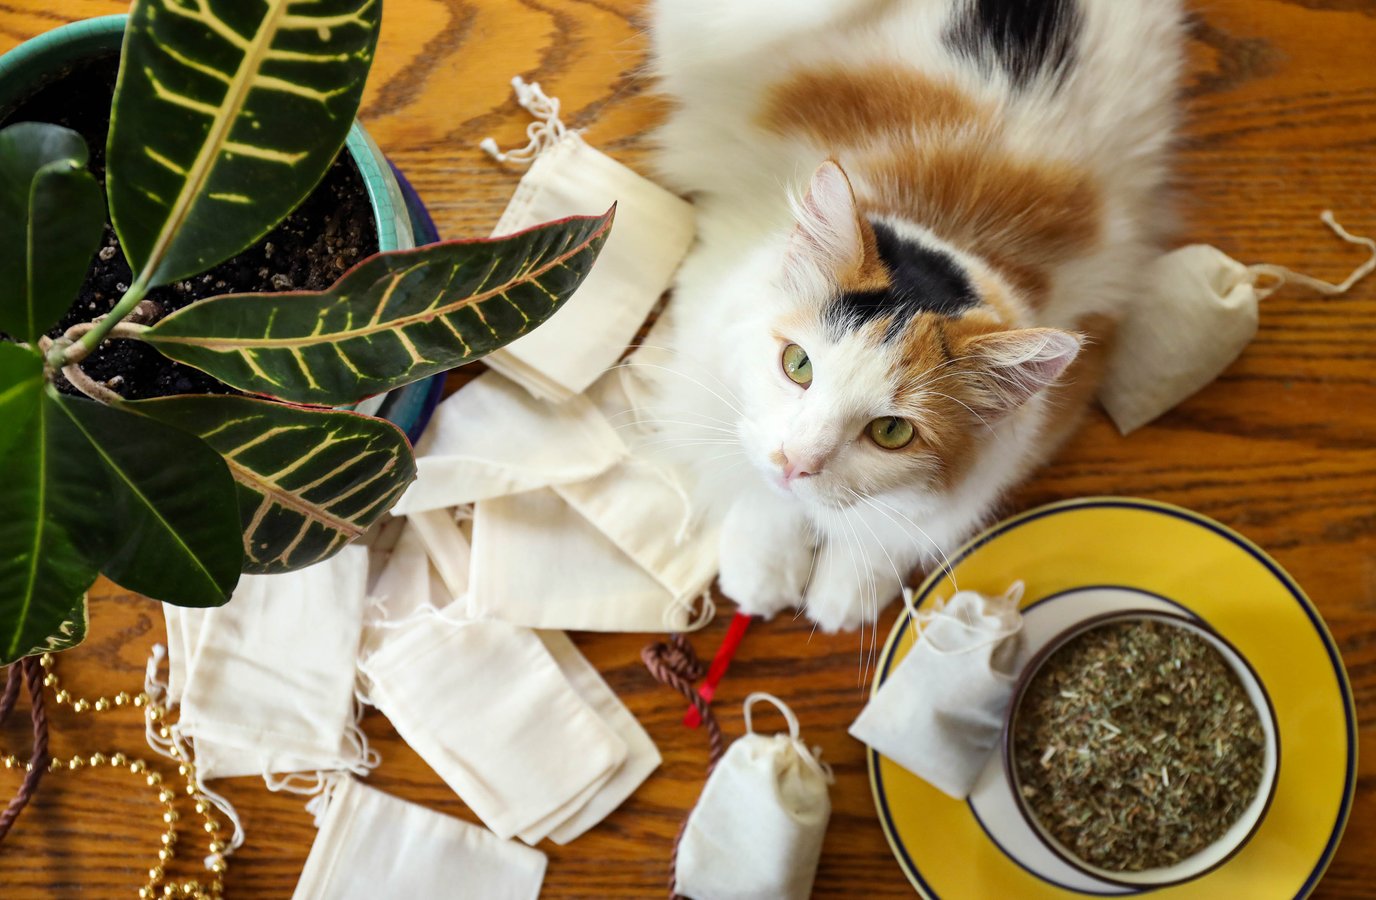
683;612;753;728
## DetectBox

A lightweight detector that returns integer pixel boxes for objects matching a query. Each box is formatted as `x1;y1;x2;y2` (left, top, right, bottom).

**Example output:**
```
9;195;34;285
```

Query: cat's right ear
788;159;865;277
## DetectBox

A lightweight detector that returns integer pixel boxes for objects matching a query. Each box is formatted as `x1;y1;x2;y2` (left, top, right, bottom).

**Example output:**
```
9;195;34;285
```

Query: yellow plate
868;497;1356;899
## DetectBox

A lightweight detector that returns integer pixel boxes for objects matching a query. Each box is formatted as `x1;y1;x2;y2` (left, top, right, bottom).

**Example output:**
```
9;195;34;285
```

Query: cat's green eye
782;343;812;387
868;416;915;450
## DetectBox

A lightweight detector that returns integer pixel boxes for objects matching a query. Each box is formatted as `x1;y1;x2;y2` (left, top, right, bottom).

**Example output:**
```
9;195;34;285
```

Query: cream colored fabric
849;585;1023;800
390;373;625;515
675;693;833;900
292;777;547;900
481;125;696;402
1101;213;1376;435
466;366;717;634
358;615;627;843
528;631;661;845
178;546;374;781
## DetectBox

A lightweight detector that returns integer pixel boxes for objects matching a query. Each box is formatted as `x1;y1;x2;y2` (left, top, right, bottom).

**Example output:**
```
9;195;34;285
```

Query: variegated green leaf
107;0;380;287
130;395;416;573
143;207;615;405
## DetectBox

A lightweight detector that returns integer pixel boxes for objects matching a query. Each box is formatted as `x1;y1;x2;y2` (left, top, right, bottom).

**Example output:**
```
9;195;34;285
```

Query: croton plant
0;0;612;664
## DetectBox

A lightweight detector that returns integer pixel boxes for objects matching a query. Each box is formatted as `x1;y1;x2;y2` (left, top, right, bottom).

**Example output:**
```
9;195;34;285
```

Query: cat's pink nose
781;452;823;482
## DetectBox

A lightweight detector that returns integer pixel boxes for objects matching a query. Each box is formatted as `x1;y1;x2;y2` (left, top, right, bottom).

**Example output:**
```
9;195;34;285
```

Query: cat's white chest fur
646;0;1184;629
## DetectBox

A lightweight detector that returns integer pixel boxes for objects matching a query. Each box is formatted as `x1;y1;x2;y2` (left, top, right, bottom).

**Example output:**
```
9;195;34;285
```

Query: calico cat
645;0;1184;631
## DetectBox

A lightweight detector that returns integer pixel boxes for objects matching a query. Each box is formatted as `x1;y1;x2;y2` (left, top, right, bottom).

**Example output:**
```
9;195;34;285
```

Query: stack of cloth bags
160;86;709;899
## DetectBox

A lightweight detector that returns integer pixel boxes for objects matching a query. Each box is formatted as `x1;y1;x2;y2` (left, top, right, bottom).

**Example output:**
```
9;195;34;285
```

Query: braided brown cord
642;632;726;900
0;658;50;842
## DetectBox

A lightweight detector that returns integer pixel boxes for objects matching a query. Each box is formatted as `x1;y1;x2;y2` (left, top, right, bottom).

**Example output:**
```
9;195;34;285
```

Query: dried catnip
1012;620;1265;872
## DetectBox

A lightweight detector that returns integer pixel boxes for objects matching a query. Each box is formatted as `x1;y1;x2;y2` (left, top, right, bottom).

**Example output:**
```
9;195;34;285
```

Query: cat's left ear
957;327;1083;417
789;159;866;275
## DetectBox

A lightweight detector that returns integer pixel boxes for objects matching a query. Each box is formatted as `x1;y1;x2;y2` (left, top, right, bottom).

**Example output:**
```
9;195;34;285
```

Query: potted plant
0;0;613;665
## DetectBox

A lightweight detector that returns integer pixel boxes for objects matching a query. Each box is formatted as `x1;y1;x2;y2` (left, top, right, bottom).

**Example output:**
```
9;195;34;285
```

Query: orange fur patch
863;138;1101;306
761;66;987;144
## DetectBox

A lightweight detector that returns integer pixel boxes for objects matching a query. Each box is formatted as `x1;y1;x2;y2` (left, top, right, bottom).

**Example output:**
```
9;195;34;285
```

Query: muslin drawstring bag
1100;212;1376;434
466;365;718;634
478;77;697;402
358;615;628;843
292;777;547;900
849;584;1024;800
529;630;662;845
674;693;833;900
178;545;376;781
390;372;625;515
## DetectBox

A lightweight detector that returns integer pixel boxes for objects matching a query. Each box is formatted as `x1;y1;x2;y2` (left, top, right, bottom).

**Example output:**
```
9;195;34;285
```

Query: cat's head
733;160;1081;508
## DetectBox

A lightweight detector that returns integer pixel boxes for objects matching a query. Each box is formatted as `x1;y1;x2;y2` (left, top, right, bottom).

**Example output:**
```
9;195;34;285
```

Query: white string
905;581;1024;656
479;76;572;166
663;588;716;632
1250;210;1376;299
742;692;835;784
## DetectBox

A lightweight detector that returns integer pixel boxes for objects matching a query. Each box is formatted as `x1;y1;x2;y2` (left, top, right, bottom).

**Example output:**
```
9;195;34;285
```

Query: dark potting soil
0;53;379;400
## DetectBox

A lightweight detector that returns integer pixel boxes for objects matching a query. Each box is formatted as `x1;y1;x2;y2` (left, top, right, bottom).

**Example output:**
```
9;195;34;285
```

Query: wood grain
1;0;1374;897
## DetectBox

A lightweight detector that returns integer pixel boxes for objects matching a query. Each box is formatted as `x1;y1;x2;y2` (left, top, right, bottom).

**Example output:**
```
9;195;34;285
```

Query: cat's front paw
716;502;814;620
803;543;900;633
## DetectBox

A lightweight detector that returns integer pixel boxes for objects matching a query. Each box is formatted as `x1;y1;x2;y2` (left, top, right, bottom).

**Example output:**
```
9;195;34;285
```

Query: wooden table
1;0;1373;896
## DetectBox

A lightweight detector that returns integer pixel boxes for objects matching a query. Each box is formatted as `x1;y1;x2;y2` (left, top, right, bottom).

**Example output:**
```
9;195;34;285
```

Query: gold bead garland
1;653;227;899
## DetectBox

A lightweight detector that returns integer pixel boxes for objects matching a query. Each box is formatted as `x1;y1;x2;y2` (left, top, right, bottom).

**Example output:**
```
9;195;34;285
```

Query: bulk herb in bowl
1010;617;1267;874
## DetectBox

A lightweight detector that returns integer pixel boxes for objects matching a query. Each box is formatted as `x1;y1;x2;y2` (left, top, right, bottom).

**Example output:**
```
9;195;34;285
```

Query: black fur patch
829;220;978;337
944;0;1082;91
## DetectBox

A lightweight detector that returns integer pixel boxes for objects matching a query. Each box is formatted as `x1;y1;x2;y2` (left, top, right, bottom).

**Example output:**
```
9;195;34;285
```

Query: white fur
646;0;1184;631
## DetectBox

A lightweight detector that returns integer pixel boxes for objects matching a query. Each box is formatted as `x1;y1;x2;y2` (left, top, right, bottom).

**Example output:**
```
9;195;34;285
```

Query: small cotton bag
479;77;697;402
530;630;662;844
1100;212;1376;434
849;584;1024;800
466;366;718;634
358;614;628;843
674;693;833;900
390;372;625;515
177;545;375;781
292;777;547;900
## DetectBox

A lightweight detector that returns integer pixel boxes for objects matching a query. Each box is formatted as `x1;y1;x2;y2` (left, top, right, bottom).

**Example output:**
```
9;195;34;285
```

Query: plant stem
45;271;152;369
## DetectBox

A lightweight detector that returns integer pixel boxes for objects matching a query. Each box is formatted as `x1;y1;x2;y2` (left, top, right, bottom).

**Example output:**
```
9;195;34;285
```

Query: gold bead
134;693;147;708
207;840;225;854
39;653;53;667
161;831;176;846
111;753;127;767
194;801;209;815
182;882;198;895
138;888;153;899
163;810;179;824
185;783;198;796
72;699;89;713
177;763;191;777
203;819;219;833
88;753;106;767
158;847;173;863
2;756;15;769
93;698;109;712
115;692;130;707
54;689;70;704
67;757;82;770
159;727;172;739
42;674;56;687
149;866;164;881
130;760;146;773
208;855;226;874
159;788;177;804
24;761;32;772
147;706;162;722
146;772;163;786
163;886;176;897
48;758;62;772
